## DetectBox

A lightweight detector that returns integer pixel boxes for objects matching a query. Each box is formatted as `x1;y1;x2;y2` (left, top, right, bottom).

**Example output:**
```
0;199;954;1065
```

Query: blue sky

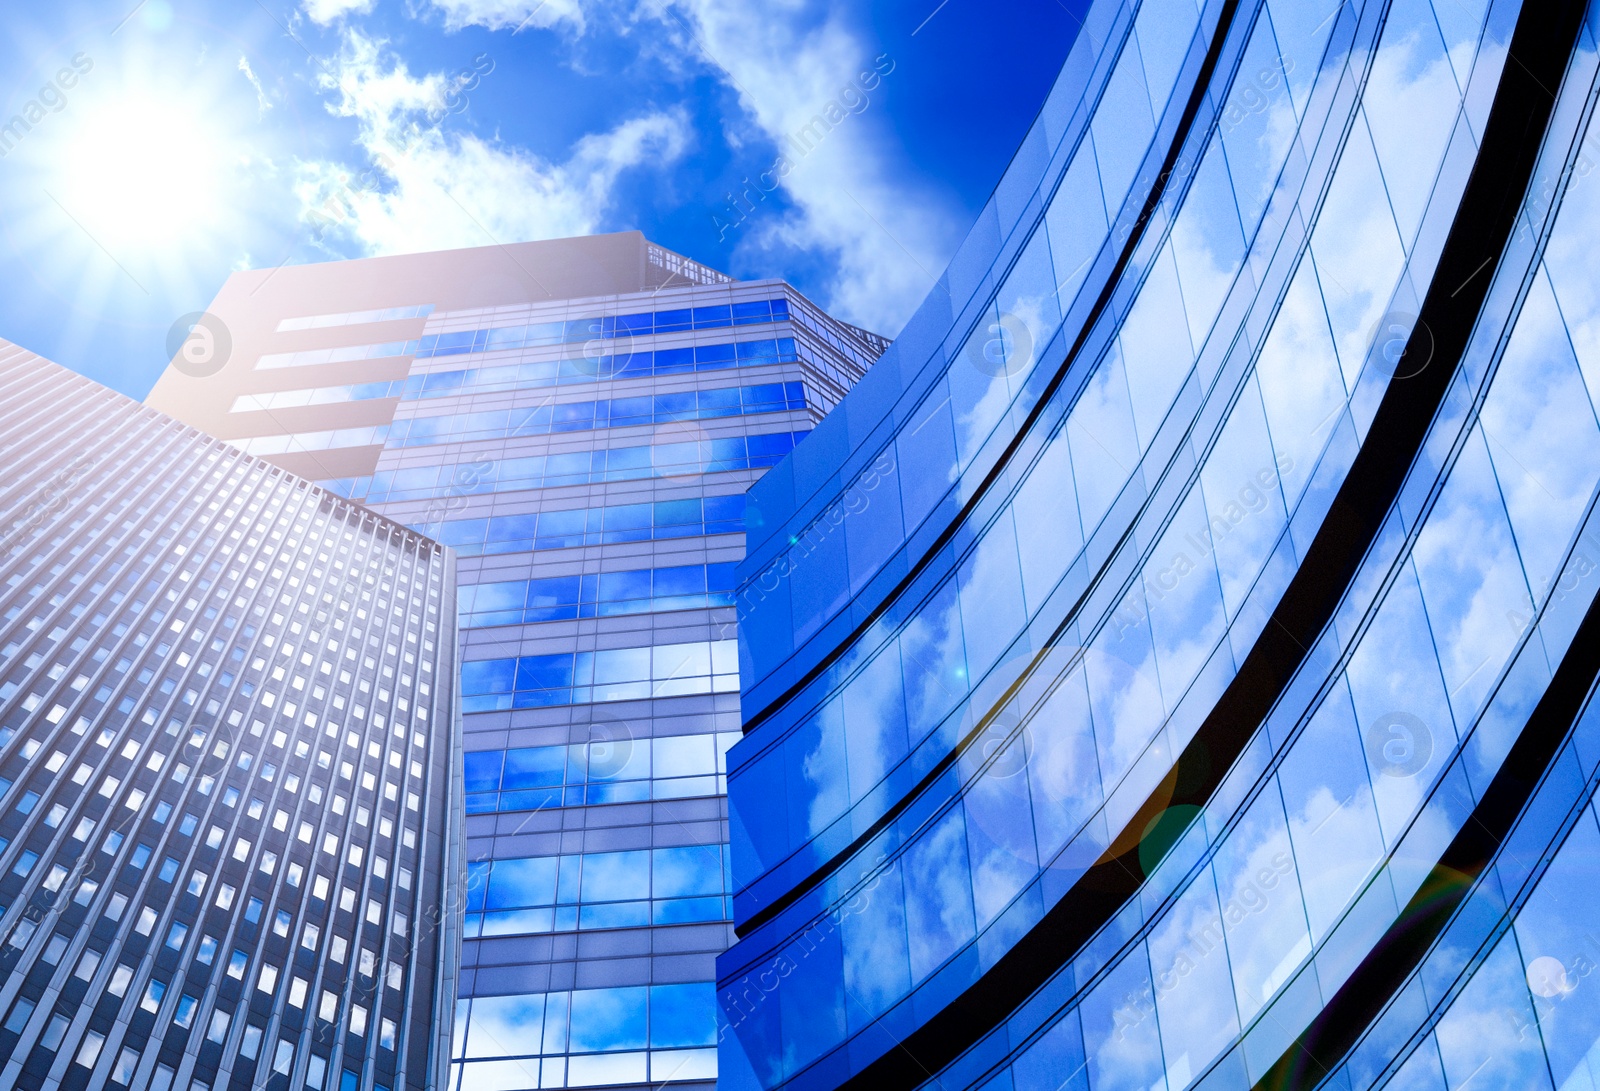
0;0;1088;397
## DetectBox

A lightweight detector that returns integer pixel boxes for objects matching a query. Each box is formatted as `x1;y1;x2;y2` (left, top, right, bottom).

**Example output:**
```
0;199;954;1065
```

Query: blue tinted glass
650;983;718;1048
515;655;574;692
699;387;742;411
434;519;487;547
486;857;559;910
702;494;744;522
499;788;562;812
466;861;492;910
581;851;650;903
652;846;722;898
654;499;701;527
598;570;652;603
655;347;694;370
524;576;581;610
604;503;653;531
503;747;565;790
652;566;706;597
486;514;537;543
609;395;652;422
464;655;512;697
747;433;795;458
656;391;697;417
568;987;648;1052
535;509;585;538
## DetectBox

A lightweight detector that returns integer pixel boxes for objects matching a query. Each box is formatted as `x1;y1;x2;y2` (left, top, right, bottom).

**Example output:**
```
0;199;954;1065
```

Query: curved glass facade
718;1;1600;1090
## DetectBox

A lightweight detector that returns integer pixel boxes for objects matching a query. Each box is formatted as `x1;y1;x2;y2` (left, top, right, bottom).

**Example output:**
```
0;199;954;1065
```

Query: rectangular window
74;949;101;981
3;998;34;1034
76;1030;105;1068
40;1013;69;1051
112;1046;139;1084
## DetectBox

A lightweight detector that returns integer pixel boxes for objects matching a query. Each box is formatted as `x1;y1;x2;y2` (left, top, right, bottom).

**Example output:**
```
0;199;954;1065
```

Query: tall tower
0;341;459;1091
715;1;1600;1090
147;232;882;1091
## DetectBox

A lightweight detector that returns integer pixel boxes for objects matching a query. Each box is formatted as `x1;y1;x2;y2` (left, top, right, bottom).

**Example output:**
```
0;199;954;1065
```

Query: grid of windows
409;495;745;556
456;563;738;627
454;984;718;1088
463;731;739;813
462;843;731;935
459;640;739;713
412;298;793;358
0;346;457;1091
231;337;803;413
387;382;808;448
347;431;808;504
255;299;794;371
230;384;808;458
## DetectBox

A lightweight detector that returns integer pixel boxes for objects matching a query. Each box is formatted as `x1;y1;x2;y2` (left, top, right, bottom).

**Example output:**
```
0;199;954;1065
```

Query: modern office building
0;341;459;1091
146;233;881;1091
718;1;1600;1090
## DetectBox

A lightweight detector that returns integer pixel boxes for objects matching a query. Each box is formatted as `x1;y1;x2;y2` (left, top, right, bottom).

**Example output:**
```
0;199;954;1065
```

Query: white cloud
302;0;375;25
427;0;586;33
642;0;959;336
299;32;690;256
238;55;272;117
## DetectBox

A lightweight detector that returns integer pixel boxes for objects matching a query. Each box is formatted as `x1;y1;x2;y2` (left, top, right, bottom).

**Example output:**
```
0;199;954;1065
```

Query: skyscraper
147;232;881;1091
719;1;1600;1090
0;340;458;1091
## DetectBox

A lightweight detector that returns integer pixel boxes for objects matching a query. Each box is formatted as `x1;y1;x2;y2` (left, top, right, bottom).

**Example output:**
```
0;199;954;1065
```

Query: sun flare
53;91;229;252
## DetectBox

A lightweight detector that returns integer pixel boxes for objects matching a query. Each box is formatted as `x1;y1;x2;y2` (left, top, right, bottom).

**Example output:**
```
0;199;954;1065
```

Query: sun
0;23;298;326
52;90;230;253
